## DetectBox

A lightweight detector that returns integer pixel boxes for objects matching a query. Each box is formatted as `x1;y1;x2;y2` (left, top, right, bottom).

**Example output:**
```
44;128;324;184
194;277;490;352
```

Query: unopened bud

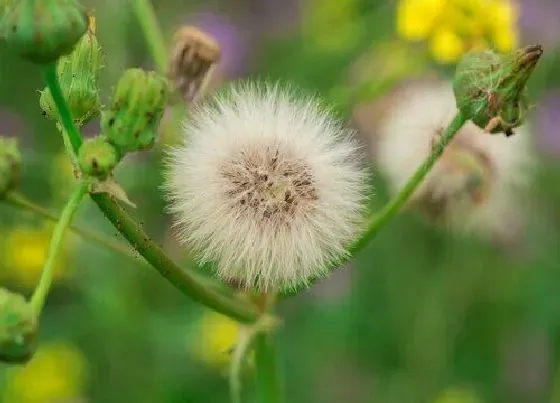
453;45;543;136
102;68;169;153
0;288;37;363
78;136;120;180
167;26;221;102
1;0;88;64
39;15;102;126
0;137;21;198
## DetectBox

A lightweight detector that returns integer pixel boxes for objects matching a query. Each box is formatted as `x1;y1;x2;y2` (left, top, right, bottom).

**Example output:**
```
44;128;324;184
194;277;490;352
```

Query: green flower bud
1;0;88;64
39;16;103;126
0;137;21;198
102;68;169;153
78;136;120;180
453;45;543;136
0;288;37;363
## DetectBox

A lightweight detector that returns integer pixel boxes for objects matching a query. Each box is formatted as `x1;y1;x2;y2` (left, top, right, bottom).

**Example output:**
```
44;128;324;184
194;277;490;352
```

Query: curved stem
31;182;88;312
130;0;167;73
4;191;136;260
43;63;83;154
90;193;259;323
255;333;283;403
347;112;467;256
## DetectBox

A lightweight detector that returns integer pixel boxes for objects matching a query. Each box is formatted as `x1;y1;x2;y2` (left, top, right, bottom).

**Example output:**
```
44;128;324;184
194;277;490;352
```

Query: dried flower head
165;82;368;291
167;26;221;103
361;78;533;242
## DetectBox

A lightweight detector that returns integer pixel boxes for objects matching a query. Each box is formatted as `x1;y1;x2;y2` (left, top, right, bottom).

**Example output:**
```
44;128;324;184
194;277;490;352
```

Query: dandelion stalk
347;112;467;255
254;333;283;403
43;63;83;155
130;0;167;73
30;181;88;312
41;65;260;324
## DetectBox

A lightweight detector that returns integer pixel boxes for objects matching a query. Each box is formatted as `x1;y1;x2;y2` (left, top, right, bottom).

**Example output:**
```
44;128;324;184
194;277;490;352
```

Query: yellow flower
434;386;483;403
396;0;519;63
3;342;87;403
2;225;67;286
189;311;241;369
430;27;465;63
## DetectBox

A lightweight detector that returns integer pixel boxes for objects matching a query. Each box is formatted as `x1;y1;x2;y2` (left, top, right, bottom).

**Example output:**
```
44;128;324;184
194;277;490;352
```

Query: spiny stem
255;333;283;403
41;65;259;324
30;182;88;312
43;63;83;154
4;191;136;260
130;0;167;73
347;112;467;256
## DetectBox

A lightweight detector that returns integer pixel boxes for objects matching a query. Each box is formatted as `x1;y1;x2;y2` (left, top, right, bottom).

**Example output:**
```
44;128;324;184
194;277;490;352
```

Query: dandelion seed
164;82;369;291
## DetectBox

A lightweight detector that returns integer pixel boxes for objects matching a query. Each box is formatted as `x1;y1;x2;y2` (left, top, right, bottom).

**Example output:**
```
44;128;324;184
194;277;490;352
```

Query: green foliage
0;137;20;198
0;288;37;363
78;137;120;180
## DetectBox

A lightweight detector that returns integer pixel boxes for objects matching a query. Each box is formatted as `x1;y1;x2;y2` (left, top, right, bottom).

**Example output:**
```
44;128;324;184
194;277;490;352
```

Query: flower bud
0;288;37;363
1;0;88;64
39;15;102;126
102;68;169;153
453;45;543;136
0;137;21;198
167;26;221;102
78;136;120;180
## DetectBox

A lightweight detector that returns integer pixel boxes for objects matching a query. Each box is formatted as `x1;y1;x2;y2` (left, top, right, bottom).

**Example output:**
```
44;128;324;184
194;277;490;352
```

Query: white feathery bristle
376;79;534;240
164;82;369;291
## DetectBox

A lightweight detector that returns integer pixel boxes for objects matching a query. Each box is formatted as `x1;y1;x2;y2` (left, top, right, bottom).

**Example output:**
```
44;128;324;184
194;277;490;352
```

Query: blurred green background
2;0;560;402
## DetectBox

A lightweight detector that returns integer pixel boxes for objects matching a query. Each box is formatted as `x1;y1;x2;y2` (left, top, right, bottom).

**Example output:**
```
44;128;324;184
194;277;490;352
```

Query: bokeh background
1;0;560;402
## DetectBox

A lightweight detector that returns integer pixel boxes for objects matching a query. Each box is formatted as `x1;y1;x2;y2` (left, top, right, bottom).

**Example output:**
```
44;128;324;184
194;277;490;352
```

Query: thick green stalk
90;193;259;323
130;0;167;73
4;191;137;260
255;333;283;403
347;112;467;256
31;182;88;312
43;63;83;154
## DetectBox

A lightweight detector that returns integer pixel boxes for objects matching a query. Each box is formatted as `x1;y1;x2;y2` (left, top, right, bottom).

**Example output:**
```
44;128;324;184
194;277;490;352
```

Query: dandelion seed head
164;82;369;291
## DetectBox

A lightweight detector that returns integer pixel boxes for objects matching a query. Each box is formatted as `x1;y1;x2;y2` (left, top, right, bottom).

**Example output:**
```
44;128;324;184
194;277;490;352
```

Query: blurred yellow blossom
2;225;68;286
189;311;245;370
3;342;88;403
434;386;483;403
397;0;519;63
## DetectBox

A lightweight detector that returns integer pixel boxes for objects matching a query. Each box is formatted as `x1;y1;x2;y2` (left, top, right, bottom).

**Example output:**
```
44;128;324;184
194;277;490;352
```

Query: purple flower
518;0;560;49
534;92;560;156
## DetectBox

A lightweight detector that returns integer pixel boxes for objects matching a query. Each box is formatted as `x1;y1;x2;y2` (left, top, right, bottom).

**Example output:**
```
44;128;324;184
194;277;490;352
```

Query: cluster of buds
1;0;87;64
40;15;103;127
0;288;37;363
453;44;543;136
0;137;21;198
167;26;221;103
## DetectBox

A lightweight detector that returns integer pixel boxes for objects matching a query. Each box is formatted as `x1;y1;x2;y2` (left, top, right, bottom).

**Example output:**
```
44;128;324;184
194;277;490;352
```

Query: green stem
255;333;283;403
90;193;259;323
30;182;88;312
130;0;167;73
43;63;83;154
4;191;137;261
42;65;259;324
347;112;467;255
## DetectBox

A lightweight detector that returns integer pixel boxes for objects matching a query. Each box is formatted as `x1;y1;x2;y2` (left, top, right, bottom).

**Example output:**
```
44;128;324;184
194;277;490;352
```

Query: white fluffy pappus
370;78;534;241
164;82;369;291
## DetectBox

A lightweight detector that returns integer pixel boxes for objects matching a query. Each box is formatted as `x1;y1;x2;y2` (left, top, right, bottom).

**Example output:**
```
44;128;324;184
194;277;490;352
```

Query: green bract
453;44;543;136
0;137;21;198
1;0;88;64
78;136;120;180
102;68;169;153
0;288;37;363
40;19;103;126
